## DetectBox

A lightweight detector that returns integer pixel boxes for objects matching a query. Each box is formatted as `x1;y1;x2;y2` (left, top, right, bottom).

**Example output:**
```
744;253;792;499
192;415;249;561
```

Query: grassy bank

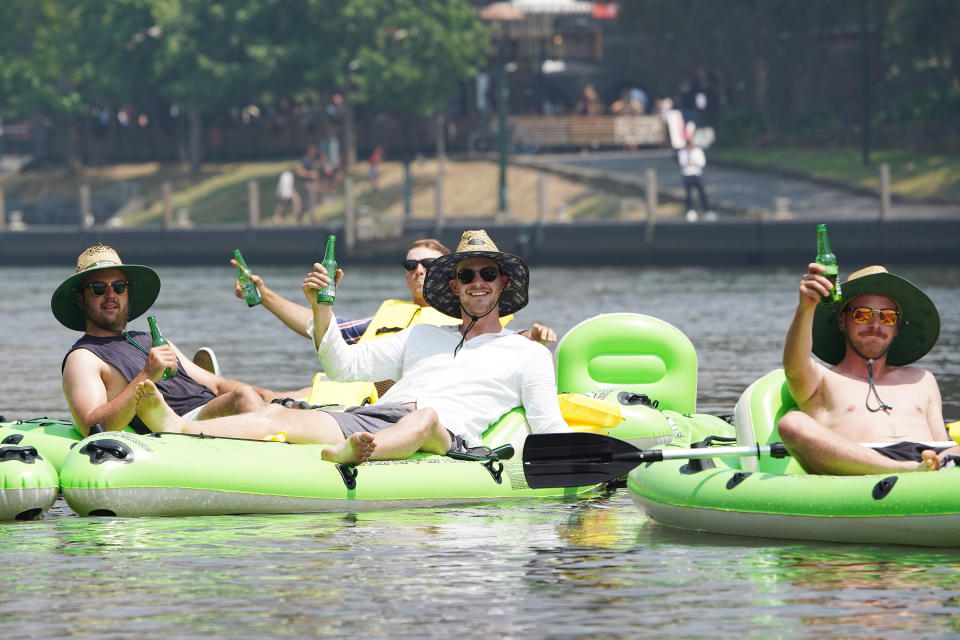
710;147;960;202
1;157;676;229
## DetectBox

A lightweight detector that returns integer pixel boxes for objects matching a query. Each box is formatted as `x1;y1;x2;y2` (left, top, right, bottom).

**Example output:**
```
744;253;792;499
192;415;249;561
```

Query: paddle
522;432;959;489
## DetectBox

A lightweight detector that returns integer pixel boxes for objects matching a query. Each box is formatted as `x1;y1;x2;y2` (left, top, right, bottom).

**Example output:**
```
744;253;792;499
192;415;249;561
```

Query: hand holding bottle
230;258;265;300
302;262;343;304
147;316;178;380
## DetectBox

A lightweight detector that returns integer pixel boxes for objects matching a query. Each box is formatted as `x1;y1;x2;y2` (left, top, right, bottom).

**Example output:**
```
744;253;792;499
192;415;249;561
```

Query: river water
2;264;960;638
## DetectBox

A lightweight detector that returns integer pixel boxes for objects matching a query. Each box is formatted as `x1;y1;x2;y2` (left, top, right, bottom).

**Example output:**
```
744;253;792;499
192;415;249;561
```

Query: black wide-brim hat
51;244;161;331
423;229;529;319
812;265;939;366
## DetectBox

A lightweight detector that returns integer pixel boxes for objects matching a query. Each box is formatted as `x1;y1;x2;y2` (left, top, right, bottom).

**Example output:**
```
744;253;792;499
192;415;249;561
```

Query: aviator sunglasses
456;266;500;285
83;280;129;296
847;306;900;326
401;258;436;272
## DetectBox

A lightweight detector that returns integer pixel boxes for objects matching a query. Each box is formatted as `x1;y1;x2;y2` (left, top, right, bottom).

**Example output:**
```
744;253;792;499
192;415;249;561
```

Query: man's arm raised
231;259;313;339
783;262;833;407
303;262;341;352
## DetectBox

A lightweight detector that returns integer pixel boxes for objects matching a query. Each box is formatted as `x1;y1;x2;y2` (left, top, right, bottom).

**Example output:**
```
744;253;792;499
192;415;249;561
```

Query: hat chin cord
843;332;894;413
453;292;503;356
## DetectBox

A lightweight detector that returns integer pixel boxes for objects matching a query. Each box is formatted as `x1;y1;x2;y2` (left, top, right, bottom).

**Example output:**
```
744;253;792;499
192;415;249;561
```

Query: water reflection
1;265;959;637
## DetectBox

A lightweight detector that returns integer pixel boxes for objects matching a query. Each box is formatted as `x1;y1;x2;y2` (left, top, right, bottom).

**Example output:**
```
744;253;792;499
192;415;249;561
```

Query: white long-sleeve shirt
678;146;706;177
316;320;570;445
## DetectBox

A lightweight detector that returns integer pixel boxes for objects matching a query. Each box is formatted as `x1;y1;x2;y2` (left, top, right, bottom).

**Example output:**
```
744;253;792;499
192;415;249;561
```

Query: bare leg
136;380;345;443
778;411;938;474
195;384;266;420
363;407;452;461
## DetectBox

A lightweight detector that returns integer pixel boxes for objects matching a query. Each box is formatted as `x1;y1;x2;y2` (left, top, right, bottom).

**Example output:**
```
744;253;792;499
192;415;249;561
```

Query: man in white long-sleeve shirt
134;230;570;465
678;135;712;221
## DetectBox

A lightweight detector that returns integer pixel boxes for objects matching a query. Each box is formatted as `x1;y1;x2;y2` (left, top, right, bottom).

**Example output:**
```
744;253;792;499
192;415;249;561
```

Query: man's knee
228;384;266;413
777;410;809;443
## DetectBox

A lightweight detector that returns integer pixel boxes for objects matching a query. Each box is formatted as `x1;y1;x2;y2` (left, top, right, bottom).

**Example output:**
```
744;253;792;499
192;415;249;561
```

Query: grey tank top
63;331;216;432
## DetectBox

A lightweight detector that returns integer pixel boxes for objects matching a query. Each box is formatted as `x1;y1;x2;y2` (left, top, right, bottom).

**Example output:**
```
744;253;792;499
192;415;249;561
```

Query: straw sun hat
423;229;529;319
812;265;939;366
51;244;161;331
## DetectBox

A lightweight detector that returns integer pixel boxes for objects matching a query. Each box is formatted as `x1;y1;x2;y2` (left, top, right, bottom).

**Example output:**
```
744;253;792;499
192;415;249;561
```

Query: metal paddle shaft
522;432;960;489
522;432;789;489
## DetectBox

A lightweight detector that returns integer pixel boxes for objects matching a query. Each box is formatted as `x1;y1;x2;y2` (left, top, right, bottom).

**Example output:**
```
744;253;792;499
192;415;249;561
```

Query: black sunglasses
456;267;500;285
401;258;437;272
83;280;129;296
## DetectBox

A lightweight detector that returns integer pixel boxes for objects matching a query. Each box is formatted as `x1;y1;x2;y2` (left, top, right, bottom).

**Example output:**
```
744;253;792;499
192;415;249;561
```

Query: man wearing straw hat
133;230;571;465
53;244;306;437
778;263;956;474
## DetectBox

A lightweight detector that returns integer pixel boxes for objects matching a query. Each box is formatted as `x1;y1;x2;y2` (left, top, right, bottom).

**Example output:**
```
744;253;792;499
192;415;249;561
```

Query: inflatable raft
626;369;960;547
0;420;65;519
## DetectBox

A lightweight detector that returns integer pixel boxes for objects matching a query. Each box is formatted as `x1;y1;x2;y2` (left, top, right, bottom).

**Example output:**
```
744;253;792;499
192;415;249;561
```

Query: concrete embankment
1;216;957;268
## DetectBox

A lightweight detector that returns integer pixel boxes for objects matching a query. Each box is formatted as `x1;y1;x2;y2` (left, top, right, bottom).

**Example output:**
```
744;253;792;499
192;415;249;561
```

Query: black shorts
873;441;955;463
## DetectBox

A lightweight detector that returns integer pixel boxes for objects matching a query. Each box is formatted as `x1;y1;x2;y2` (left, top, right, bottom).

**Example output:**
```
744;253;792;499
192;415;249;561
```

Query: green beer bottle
147;315;178;380
317;234;337;305
233;249;262;307
815;223;842;305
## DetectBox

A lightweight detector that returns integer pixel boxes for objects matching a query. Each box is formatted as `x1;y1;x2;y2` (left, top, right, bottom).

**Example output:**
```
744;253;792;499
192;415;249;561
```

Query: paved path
522;150;958;220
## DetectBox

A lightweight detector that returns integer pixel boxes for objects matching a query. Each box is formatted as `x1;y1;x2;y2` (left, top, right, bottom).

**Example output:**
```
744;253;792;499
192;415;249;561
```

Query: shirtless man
778;263;954;474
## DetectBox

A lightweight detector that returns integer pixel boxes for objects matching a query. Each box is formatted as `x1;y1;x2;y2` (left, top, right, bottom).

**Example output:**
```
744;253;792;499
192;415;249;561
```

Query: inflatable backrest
555;313;698;414
732;369;799;473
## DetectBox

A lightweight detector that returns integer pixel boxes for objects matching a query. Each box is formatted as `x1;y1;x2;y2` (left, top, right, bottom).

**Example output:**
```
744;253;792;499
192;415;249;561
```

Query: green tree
0;0;159;168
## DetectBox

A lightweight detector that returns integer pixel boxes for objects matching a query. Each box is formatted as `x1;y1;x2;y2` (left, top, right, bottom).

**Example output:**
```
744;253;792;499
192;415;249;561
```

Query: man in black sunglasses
53;245;307;437
777;262;955;474
133;230;571;466
230;238;557;344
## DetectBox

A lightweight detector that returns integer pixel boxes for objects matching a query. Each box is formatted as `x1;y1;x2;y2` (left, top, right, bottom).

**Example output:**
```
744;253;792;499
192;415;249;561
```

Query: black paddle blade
522;432;660;489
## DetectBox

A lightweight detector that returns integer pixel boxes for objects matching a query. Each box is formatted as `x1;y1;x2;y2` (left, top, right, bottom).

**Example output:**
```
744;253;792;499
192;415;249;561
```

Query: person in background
678;134;713;221
271;169;301;224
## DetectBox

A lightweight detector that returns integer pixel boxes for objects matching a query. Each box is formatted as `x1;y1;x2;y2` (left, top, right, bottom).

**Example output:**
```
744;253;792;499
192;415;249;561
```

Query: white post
247;179;260;227
80;184;92;228
162;182;173;229
0;187;5;233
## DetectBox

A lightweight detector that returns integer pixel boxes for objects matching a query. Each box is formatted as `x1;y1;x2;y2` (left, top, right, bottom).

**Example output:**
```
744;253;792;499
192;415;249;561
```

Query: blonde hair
407;238;450;255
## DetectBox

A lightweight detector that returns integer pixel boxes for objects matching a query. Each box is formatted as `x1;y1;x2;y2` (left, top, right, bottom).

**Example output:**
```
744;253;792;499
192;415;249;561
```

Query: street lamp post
496;34;509;214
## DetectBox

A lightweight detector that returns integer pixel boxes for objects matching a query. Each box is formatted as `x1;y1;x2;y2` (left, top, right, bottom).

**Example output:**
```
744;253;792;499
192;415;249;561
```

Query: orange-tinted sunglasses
847;307;900;326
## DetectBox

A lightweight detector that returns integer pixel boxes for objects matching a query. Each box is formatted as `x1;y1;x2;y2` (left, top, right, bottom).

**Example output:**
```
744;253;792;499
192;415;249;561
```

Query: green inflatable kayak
60;409;602;517
26;311;697;518
0;420;65;520
627;369;960;547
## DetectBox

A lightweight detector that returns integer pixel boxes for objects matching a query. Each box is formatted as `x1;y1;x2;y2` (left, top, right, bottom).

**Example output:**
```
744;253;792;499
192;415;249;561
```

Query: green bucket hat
51;244;161;331
812;265;939;366
422;229;529;319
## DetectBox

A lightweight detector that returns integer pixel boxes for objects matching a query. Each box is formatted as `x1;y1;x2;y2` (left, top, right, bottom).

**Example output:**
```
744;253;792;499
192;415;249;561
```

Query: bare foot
135;380;182;432
321;432;377;465
919;449;941;472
